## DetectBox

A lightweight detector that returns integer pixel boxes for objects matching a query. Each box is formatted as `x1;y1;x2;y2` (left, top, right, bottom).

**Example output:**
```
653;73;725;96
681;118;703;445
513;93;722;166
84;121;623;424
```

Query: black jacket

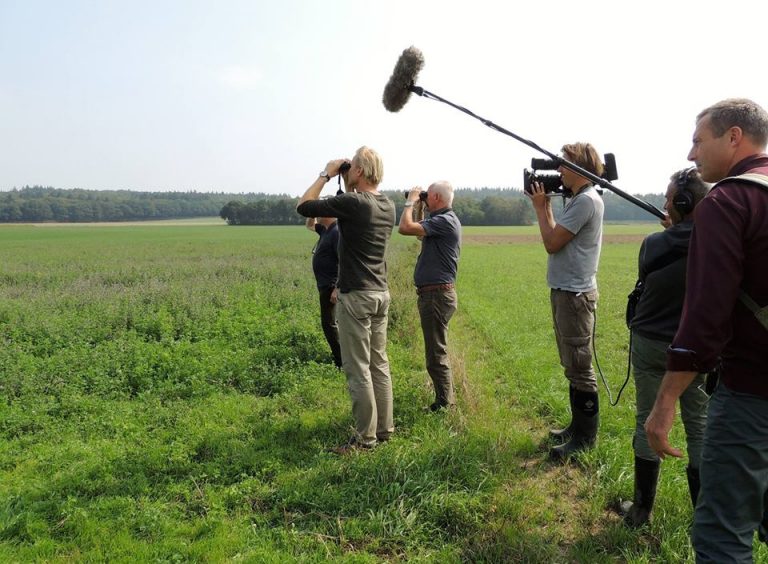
631;220;693;341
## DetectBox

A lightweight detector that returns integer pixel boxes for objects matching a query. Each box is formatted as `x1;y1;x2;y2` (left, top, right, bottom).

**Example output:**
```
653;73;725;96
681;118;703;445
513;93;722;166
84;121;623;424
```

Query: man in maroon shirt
646;98;768;562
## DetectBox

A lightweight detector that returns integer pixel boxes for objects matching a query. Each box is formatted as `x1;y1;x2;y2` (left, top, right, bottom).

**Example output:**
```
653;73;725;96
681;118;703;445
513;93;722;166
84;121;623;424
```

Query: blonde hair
352;146;384;186
561;142;604;177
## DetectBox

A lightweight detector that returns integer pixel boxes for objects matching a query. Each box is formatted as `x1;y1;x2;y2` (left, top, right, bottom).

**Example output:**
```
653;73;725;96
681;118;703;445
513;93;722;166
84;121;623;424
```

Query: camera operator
398;181;461;411
645;99;768;561
305;215;342;368
296;146;396;454
527;142;605;461
619;168;710;528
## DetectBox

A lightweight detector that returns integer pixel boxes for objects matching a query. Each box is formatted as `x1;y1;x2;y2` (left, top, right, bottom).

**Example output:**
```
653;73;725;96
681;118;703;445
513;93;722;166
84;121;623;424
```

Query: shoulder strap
713;173;768;329
714;173;768;191
740;291;763;314
740;291;768;330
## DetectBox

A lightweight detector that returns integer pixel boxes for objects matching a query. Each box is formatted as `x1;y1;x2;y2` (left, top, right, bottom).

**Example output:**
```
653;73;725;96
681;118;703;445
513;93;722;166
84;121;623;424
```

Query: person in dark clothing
398;181;462;411
620;168;710;528
306;216;342;368
646;98;768;561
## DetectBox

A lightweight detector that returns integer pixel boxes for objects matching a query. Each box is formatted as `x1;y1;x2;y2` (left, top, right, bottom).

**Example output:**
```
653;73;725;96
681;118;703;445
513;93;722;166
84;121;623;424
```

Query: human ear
729;126;743;146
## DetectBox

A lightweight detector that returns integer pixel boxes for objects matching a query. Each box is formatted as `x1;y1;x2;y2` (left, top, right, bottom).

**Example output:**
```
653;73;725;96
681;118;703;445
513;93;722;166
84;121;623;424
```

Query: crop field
1;221;765;562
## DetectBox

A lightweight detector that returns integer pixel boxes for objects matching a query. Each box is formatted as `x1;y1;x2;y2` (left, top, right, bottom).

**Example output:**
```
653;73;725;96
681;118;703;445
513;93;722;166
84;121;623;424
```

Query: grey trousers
631;332;708;464
335;290;394;446
693;383;768;563
417;288;457;407
551;289;598;393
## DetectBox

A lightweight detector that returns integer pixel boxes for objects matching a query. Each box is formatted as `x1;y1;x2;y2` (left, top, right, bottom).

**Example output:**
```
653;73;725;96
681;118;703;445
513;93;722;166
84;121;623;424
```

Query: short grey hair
697;98;768;147
429;180;454;206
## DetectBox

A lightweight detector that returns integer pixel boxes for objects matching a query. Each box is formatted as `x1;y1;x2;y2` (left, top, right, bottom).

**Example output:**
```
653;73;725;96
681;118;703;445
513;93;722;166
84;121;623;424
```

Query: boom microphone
380;47;666;220
382;46;424;113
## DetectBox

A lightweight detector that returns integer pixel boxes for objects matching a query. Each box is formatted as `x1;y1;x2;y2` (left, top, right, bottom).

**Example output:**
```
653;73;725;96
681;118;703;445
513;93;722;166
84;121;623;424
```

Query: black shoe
548;420;597;460
549;389;599;461
620;456;661;528
548;422;573;443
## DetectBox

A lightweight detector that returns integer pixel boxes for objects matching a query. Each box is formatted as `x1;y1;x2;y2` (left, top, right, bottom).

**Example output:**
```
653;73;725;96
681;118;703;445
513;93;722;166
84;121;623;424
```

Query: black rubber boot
549;389;599;461
686;465;701;509
549;385;576;443
620;456;661;528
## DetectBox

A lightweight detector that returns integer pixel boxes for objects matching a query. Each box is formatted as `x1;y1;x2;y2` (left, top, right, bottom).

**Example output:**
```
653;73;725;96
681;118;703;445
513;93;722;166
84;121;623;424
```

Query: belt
417;283;455;295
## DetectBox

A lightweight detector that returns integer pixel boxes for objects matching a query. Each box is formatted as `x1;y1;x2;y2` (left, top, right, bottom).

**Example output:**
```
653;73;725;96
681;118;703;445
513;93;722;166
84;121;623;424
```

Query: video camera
523;153;618;197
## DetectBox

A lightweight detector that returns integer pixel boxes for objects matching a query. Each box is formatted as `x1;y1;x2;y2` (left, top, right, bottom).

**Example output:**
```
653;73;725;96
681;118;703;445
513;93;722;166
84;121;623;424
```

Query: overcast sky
1;0;767;203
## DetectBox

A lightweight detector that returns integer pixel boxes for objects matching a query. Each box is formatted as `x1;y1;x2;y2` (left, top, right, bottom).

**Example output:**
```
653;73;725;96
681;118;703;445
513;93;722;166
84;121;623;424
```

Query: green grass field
1;221;765;562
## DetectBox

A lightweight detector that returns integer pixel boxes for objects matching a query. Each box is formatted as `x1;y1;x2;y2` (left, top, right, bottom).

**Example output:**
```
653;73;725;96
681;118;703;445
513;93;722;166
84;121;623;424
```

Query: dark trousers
417;288;457;406
693;383;768;563
319;287;342;368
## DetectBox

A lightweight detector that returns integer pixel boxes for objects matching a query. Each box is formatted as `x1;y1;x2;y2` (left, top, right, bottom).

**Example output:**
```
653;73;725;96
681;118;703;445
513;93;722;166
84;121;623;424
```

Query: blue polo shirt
414;208;461;287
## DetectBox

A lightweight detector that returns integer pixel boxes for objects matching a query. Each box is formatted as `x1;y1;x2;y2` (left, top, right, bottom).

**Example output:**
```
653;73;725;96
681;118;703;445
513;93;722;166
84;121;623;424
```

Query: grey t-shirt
414;208;461;287
547;185;604;292
297;192;395;292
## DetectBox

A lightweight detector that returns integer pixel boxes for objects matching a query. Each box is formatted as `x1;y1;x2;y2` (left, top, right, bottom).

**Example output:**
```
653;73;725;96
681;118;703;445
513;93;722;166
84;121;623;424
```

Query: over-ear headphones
673;167;696;216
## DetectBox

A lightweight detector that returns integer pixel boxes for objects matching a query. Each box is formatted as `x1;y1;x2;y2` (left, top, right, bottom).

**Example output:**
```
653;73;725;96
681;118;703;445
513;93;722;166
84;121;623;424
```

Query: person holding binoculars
296;146;396;454
399;181;461;412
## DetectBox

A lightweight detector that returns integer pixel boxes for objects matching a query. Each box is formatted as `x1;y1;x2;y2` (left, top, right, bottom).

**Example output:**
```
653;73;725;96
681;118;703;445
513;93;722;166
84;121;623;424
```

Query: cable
592;307;632;407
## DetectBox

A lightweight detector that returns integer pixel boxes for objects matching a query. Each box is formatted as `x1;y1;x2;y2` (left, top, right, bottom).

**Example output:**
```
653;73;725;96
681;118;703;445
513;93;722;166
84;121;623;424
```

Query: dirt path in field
448;312;627;561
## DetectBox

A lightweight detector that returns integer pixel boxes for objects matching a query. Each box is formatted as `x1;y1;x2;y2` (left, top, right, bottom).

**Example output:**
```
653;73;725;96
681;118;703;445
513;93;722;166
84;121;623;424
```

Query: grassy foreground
1;222;765;562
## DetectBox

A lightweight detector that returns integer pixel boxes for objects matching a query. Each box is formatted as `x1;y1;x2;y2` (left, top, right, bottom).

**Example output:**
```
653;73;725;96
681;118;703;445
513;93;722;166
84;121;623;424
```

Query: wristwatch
319;171;331;182
403;202;414;207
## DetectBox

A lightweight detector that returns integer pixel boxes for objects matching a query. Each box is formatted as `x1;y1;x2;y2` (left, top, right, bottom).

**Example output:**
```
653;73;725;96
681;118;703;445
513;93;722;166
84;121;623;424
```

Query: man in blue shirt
399;181;462;411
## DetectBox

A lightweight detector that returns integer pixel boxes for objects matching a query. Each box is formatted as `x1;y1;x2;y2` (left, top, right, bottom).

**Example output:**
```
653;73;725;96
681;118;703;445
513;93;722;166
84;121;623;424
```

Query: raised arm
398;187;427;237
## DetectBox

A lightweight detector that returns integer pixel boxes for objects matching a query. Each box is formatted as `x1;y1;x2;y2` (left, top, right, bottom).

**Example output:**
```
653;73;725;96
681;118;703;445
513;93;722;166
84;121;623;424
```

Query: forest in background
0;185;665;225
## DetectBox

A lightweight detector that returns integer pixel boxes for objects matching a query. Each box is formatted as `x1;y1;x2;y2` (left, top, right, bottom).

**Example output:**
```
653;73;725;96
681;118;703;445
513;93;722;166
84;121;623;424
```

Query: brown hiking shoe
328;437;374;455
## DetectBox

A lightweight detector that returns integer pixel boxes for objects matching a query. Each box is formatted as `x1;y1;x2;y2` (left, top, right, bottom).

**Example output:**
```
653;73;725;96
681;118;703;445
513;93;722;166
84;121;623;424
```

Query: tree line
219;189;534;226
1;185;665;225
0;186;284;223
220;188;666;226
